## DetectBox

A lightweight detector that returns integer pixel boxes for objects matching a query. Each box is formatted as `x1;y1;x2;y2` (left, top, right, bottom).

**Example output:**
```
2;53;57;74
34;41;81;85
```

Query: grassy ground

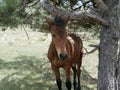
0;28;99;90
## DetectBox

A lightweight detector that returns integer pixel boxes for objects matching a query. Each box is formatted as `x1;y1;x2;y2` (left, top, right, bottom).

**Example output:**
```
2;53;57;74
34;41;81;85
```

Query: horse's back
67;33;83;63
68;33;83;51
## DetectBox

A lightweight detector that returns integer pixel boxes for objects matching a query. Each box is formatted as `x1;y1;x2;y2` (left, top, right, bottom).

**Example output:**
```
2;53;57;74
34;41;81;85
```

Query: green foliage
19;3;62;32
0;0;20;27
24;7;51;32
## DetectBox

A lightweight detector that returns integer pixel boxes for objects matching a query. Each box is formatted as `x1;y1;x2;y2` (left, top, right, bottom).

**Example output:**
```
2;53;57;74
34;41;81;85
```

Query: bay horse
46;16;83;90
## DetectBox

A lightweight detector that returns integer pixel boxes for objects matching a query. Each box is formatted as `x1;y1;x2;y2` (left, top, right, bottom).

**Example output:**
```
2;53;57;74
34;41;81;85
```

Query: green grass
0;30;98;90
0;55;53;90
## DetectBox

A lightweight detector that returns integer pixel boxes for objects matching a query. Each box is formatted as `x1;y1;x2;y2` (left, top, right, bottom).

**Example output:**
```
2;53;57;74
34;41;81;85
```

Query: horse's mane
54;17;64;26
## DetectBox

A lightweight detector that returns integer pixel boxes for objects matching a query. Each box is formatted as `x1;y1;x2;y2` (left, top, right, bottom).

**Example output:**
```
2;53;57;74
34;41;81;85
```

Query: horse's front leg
64;65;72;90
51;64;62;90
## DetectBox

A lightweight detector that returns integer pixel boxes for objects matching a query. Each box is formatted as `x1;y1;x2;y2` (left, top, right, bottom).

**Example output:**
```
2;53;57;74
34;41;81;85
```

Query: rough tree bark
39;0;120;90
98;0;120;90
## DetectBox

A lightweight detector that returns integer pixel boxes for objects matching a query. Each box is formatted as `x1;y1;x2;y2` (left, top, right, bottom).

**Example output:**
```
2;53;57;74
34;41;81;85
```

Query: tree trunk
98;0;120;90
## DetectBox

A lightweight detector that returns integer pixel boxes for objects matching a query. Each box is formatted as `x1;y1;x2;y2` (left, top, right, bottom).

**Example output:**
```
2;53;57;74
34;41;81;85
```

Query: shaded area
0;56;53;90
0;55;97;90
81;67;97;90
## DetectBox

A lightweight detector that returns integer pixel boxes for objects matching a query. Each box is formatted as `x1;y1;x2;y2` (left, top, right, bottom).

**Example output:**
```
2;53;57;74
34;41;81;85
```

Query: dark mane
54;17;64;26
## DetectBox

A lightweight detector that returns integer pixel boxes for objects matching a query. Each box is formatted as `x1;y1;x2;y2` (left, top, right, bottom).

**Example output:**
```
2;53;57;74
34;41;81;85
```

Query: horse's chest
51;59;66;67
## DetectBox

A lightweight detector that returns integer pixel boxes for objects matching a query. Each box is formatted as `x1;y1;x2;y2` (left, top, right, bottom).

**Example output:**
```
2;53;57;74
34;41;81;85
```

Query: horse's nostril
65;53;68;58
59;53;68;60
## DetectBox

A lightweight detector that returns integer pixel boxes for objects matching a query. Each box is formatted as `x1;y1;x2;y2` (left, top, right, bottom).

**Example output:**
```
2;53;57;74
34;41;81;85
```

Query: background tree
38;0;120;90
0;0;21;27
0;0;49;31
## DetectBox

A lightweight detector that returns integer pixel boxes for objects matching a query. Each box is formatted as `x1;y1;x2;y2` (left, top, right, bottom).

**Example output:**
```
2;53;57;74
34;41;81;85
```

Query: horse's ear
46;17;54;27
64;16;70;25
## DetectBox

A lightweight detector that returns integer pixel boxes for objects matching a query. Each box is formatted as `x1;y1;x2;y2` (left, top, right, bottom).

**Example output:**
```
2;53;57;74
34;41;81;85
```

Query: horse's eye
52;34;56;37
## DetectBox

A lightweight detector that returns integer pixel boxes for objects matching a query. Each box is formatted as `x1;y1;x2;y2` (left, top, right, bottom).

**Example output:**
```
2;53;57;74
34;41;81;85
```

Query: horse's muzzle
59;53;68;60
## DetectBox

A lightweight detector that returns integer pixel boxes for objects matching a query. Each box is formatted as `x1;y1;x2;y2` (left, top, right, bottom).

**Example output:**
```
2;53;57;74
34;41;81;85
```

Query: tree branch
27;0;39;7
91;0;109;11
83;46;98;55
39;0;109;27
87;47;98;54
83;44;99;55
89;44;99;48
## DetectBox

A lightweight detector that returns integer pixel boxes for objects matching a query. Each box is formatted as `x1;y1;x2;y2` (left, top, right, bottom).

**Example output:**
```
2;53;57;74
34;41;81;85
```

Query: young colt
46;16;83;90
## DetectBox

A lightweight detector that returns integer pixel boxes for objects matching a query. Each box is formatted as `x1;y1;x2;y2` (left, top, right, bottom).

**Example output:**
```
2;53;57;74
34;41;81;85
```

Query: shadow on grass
0;55;97;90
81;67;97;90
0;56;53;90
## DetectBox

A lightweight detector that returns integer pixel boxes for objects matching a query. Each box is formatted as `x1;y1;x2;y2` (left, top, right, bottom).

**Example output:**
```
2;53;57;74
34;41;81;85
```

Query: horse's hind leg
76;54;82;90
76;66;81;90
72;64;77;90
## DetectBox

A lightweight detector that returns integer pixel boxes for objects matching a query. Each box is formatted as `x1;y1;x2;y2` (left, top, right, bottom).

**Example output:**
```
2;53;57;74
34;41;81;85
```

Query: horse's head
46;16;69;60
